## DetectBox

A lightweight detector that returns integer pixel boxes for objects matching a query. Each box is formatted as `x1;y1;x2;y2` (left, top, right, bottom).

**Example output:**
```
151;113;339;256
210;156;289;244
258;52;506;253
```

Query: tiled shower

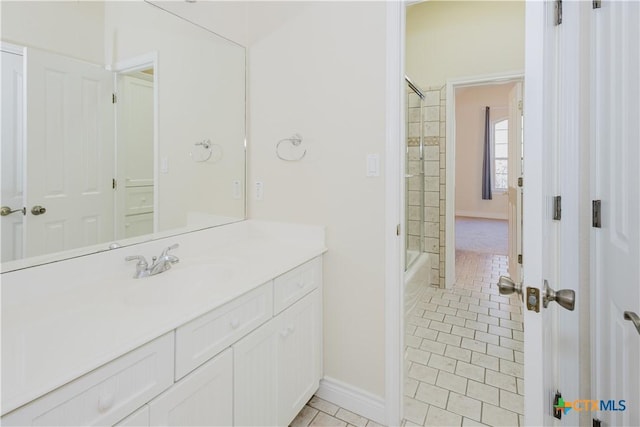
406;81;447;287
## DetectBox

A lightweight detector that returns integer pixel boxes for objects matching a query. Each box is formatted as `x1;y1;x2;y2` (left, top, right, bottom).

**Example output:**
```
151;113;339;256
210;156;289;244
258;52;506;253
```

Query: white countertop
1;220;326;415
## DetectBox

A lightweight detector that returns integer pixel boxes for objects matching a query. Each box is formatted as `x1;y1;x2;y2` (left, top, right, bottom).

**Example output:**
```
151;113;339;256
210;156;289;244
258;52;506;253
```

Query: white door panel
592;1;640;425
25;48;114;257
1;49;25;262
508;82;523;281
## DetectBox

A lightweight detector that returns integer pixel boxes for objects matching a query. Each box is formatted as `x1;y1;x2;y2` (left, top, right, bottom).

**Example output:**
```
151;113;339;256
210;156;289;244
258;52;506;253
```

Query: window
493;119;509;191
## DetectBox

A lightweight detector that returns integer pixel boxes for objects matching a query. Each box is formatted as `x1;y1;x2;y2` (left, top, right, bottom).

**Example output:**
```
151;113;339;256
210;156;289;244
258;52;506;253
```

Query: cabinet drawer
2;333;174;426
125;186;154;215
273;257;322;314
175;282;273;380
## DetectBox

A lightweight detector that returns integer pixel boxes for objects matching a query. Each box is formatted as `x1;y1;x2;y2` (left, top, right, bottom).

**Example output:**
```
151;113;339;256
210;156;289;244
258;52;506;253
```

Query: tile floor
291;250;524;427
403;250;524;426
290;396;382;427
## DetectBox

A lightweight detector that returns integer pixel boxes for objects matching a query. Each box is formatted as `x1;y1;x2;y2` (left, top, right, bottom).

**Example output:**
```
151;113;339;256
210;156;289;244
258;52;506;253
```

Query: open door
521;1;583;425
591;1;640;425
24;47;115;257
507;82;523;281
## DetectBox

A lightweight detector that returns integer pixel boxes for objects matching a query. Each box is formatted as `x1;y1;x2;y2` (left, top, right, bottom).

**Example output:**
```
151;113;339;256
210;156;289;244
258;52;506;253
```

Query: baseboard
455;210;508;221
315;376;387;426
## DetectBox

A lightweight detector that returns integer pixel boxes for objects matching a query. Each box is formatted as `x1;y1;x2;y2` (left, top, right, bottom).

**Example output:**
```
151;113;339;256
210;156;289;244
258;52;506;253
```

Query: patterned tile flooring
403;250;524;426
292;250;524;427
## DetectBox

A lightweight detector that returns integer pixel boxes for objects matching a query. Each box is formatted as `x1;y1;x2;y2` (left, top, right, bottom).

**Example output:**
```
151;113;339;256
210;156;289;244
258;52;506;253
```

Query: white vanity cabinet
2;333;174;427
148;349;233;426
2;255;323;427
234;258;322;426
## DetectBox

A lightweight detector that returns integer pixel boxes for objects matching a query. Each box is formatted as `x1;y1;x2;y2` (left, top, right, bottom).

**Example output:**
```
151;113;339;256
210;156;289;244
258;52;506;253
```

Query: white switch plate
160;157;169;173
366;154;380;177
255;181;264;200
232;180;242;199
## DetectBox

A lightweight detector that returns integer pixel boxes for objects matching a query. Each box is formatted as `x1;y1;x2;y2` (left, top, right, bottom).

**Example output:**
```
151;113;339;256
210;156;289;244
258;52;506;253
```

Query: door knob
31;205;46;215
0;206;25;216
497;276;523;298
623;311;640;336
542;280;575;311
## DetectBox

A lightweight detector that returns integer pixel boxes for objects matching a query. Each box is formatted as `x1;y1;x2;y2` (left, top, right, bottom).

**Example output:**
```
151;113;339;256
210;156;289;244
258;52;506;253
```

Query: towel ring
276;133;306;161
190;139;222;163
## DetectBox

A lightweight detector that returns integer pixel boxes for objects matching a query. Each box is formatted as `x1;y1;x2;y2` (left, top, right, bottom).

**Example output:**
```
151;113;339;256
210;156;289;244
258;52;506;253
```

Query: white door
1;47;25;262
523;1;584;425
116;73;154;239
507;82;523;281
25;47;114;257
591;1;640;425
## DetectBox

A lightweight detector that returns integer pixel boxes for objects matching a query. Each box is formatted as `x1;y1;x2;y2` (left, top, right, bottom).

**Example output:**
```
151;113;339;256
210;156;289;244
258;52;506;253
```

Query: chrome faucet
125;244;180;278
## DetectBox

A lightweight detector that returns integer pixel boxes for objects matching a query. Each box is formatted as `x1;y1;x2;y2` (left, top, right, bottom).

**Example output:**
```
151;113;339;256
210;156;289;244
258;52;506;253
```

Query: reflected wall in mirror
0;1;246;270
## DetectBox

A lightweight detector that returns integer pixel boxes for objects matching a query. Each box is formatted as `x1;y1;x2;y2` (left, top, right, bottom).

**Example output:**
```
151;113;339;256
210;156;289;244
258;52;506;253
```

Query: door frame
110;52;159;235
384;1;549;425
444;72;524;289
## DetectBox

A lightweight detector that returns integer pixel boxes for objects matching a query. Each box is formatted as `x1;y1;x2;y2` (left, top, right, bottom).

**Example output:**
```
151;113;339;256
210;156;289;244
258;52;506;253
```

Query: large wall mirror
0;1;246;272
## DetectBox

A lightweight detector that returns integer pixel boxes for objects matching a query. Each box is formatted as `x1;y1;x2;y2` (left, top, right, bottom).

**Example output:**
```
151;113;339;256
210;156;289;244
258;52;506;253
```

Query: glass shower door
405;77;424;271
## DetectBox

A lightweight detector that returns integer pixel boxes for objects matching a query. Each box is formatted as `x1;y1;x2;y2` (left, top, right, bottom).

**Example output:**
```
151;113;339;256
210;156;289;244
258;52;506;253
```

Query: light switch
160;156;169;173
233;180;242;199
255;181;264;200
367;154;380;177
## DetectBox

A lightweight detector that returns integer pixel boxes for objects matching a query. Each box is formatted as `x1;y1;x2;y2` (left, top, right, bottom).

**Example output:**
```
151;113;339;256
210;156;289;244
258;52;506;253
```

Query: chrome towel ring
276;133;306;161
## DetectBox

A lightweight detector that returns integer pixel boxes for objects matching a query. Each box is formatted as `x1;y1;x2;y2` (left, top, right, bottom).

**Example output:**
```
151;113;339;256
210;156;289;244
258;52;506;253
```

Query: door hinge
518;254;523;264
553;391;564;419
592;200;601;228
517;177;523;187
396;224;401;236
553;195;562;221
593;418;602;427
555;0;563;25
112;93;117;104
517;100;523;112
593;0;601;9
112;178;117;190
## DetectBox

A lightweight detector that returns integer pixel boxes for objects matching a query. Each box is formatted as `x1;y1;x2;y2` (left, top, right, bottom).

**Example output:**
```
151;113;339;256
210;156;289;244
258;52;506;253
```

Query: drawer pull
296;281;305;288
97;393;115;413
280;328;290;338
230;319;240;329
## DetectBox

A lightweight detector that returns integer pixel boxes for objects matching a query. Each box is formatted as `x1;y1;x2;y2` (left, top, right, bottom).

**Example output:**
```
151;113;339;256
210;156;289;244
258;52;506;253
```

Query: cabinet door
277;290;321;426
232;317;278;426
148;349;232;426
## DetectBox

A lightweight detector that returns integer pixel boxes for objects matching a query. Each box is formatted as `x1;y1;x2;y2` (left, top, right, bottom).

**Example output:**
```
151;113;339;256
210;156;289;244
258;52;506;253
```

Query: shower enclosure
405;76;425;271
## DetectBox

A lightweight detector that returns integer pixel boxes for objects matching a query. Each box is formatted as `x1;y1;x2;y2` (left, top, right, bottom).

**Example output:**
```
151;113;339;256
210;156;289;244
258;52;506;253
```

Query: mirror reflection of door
2;45;115;261
1;45;25;263
116;69;155;239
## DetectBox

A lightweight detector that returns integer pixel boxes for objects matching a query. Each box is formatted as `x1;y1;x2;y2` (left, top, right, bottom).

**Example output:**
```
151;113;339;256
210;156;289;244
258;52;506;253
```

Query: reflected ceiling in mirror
0;1;246;272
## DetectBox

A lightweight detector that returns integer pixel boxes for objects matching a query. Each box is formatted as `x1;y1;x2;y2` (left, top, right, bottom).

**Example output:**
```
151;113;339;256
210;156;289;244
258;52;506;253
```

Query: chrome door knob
497;276;523;298
31;205;46;215
543;280;575;311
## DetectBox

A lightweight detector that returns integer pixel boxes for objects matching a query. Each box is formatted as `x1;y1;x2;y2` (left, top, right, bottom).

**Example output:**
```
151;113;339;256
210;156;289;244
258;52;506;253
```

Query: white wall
104;2;246;231
455;83;513;220
247;1;388;398
0;1;104;64
406;1;525;88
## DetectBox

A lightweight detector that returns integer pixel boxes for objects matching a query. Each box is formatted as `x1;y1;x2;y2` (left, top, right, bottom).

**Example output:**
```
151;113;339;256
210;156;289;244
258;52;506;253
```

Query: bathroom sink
121;263;236;307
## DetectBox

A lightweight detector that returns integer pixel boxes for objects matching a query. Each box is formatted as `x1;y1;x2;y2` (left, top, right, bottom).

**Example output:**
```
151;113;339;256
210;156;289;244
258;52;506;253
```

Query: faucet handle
161;243;179;257
125;255;148;267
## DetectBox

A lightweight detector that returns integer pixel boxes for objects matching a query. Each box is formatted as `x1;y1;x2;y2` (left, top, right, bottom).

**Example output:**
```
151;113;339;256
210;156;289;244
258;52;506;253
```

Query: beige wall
247;2;388;398
406;1;525;88
455;83;514;219
1;1;104;64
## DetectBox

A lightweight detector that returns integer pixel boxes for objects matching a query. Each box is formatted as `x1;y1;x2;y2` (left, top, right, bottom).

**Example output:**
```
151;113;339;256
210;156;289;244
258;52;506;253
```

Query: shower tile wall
408;86;446;287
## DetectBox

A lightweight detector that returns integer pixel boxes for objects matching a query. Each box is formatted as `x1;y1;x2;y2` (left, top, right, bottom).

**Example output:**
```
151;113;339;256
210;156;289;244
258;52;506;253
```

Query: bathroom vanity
1;221;326;426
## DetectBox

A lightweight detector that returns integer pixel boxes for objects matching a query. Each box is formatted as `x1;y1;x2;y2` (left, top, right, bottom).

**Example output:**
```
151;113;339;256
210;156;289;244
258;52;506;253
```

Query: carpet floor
455;217;508;256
